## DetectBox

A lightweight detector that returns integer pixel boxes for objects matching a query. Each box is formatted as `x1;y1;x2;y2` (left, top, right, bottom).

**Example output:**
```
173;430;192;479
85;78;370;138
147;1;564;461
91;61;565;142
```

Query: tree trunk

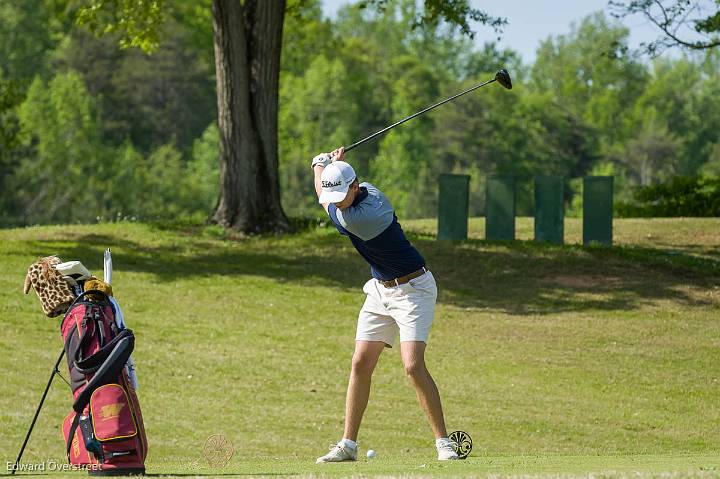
211;0;289;233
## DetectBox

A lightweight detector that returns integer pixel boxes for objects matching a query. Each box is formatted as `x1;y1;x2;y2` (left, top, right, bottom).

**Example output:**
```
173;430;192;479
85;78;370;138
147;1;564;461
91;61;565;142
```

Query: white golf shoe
315;441;357;463
436;439;459;460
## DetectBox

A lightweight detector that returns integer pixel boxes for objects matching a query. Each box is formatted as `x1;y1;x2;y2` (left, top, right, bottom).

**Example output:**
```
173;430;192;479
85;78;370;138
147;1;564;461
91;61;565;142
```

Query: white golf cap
319;161;356;204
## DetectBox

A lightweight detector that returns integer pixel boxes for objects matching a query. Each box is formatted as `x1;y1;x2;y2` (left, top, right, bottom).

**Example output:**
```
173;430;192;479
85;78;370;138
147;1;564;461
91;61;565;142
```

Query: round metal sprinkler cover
449;430;472;459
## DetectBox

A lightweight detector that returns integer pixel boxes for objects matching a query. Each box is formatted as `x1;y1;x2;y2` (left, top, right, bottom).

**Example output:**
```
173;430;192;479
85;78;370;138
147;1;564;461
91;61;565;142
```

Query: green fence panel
583;176;613;246
438;174;470;241
485;175;515;241
534;175;564;244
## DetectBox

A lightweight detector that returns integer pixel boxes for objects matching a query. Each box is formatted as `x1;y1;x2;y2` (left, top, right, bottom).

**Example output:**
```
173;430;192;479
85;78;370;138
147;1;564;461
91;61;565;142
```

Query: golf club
344;69;512;152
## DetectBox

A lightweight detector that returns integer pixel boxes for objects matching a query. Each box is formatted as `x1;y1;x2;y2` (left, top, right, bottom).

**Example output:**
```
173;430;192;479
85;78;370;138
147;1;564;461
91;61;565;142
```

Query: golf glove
311;153;332;169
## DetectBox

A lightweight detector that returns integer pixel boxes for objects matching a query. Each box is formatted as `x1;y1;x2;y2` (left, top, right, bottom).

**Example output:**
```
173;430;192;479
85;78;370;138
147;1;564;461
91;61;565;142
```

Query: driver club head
495;69;512;90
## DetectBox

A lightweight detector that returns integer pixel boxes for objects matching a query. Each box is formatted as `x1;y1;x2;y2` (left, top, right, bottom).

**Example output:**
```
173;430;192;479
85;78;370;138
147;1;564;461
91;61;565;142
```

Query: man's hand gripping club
313;147;345;211
312;147;345;169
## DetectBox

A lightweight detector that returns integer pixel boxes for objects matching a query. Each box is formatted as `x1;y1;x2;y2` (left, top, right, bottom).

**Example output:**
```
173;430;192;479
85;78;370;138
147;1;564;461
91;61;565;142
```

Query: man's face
334;182;359;210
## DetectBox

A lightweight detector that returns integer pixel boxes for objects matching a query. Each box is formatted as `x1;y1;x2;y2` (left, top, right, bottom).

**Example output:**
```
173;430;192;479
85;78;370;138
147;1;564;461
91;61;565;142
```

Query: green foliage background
1;0;720;226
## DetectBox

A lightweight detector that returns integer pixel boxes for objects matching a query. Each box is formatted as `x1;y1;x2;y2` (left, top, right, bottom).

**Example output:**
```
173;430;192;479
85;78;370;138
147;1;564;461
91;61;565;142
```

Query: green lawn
1;219;718;478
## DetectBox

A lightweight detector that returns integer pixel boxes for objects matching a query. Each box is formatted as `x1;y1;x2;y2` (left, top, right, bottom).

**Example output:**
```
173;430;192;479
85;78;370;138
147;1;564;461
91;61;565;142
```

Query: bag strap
60;289;112;337
71;294;116;367
66;413;81;459
73;306;95;366
72;331;134;413
75;329;132;374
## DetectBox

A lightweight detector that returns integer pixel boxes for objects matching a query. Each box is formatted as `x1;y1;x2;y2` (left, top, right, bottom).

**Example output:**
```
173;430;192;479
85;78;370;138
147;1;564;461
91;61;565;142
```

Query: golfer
312;147;458;463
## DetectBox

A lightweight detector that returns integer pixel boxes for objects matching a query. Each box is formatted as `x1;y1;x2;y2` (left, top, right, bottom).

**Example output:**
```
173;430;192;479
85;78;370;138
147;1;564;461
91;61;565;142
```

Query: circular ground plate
449;430;472;459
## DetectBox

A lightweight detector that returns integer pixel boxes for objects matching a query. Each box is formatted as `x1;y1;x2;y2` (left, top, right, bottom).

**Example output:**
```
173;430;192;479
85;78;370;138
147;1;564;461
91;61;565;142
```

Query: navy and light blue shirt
328;182;425;281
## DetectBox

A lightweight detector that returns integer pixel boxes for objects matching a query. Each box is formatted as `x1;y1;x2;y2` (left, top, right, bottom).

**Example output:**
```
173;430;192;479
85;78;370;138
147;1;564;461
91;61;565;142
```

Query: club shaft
11;349;66;475
345;77;497;152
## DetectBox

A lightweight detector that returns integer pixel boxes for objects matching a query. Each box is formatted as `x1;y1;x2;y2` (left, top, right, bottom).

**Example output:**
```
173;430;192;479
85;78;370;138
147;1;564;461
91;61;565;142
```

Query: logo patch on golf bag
61;290;148;475
99;402;125;420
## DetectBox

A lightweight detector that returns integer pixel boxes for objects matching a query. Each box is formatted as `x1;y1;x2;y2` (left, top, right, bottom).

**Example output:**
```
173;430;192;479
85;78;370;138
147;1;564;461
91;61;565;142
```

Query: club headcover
24;256;76;317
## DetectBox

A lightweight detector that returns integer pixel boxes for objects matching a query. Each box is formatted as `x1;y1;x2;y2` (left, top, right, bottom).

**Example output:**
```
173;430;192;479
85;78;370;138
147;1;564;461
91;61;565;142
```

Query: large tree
209;0;287;232
73;0;504;233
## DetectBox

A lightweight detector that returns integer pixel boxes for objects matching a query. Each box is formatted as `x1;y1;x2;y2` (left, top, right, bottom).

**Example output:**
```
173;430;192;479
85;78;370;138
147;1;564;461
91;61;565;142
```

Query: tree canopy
1;1;719;226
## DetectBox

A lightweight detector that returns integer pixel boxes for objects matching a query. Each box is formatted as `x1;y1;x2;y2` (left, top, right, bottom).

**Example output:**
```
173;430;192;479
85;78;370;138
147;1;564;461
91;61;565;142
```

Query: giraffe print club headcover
23;256;76;317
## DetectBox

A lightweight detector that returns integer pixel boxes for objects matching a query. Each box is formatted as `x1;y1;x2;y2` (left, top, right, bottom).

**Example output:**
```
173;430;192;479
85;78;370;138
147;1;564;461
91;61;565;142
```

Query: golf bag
60;290;147;475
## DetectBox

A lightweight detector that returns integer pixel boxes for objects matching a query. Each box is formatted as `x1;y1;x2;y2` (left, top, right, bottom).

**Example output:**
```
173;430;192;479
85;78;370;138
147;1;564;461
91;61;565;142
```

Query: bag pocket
90;384;137;442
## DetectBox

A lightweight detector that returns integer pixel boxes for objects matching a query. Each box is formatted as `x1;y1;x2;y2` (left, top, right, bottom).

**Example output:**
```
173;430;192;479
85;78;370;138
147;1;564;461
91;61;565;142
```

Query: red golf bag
60;290;148;475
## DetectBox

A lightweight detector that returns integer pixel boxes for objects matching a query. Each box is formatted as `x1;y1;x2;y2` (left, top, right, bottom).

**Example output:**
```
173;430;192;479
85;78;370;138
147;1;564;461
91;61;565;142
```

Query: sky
321;0;662;63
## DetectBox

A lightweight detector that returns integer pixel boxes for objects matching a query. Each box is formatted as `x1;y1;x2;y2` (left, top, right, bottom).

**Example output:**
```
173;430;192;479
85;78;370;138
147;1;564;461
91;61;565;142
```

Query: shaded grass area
0;220;718;477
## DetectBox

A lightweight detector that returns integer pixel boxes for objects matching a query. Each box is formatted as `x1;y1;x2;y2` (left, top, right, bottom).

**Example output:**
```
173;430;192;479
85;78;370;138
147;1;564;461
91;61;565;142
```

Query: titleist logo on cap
322;180;342;188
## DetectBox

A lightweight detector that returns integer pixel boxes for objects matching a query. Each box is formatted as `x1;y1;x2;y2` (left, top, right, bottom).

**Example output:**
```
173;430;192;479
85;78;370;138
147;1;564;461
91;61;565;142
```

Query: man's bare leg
343;340;386;441
400;341;447;438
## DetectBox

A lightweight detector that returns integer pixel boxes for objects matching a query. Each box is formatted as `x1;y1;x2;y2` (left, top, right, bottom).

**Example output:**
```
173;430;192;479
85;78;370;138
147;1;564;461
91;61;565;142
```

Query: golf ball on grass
366;449;377;458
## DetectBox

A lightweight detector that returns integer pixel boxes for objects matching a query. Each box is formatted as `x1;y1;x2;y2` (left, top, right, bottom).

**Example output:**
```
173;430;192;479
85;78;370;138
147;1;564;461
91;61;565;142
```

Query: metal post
486;175;515;241
583;176;613;246
534;175;564;244
438;174;470;241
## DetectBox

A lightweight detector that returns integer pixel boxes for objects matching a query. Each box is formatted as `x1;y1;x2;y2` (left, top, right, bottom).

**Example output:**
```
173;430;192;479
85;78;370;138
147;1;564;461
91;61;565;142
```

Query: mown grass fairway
1;218;719;478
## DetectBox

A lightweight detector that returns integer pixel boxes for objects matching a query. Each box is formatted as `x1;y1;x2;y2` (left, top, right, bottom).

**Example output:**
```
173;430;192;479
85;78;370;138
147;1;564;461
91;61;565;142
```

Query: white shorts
356;270;437;347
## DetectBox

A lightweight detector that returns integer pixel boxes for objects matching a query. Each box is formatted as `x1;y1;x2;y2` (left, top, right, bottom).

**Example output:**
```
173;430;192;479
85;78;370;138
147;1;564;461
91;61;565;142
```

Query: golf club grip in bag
60;290;147;475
